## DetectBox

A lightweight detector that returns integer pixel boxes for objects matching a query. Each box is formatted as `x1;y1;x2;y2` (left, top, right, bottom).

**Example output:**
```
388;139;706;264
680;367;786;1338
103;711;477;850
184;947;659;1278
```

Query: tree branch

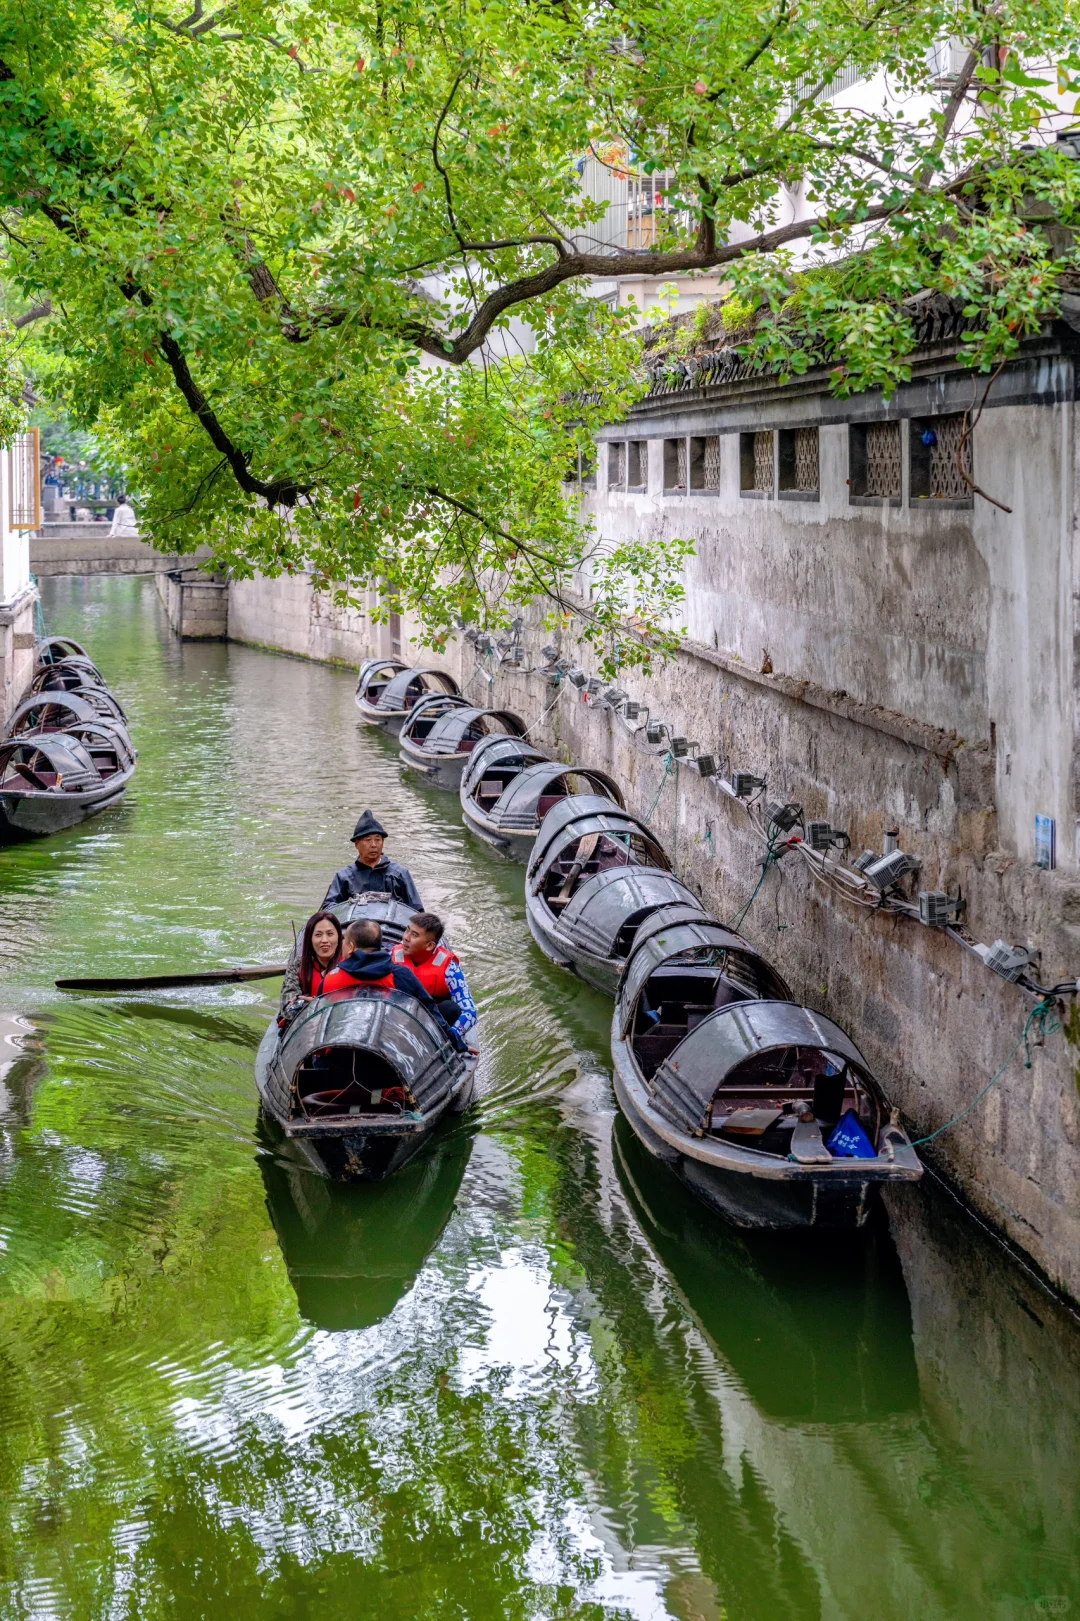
13;299;52;328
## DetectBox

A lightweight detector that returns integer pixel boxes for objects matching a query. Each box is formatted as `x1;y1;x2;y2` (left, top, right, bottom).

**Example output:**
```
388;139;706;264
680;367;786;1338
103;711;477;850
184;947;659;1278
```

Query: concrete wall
31;525;214;577
156;569;229;640
227;573;373;665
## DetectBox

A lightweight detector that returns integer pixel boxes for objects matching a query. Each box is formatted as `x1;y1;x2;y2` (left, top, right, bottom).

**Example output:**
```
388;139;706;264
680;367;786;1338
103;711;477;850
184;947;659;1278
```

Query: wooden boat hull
461;800;537;863
255;992;475;1184
525;897;622;994
399;733;470;791
611;1030;920;1230
0;774;131;840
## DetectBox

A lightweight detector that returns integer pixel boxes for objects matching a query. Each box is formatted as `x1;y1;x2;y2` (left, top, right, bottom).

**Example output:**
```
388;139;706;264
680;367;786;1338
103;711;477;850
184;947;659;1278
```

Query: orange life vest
391;943;457;1000
321;964;395;993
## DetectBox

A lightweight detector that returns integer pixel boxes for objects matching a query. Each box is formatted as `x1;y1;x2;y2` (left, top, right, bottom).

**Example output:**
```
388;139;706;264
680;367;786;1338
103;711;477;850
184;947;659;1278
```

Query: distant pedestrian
109;496;138;537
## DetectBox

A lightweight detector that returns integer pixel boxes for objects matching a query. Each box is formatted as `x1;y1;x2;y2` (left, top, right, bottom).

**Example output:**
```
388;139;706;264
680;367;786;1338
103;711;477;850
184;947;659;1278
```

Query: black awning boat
356;664;460;735
525;795;706;994
0;728;136;839
399;704;527;792
397;691;469;752
255;985;475;1182
354;657;408;721
462;757;623;863
611;915;921;1228
36;635;91;665
6;686;128;737
30;656;109;695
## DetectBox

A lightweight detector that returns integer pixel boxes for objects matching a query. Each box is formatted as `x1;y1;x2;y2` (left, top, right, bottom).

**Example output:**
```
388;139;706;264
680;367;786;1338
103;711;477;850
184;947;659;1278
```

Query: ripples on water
0;576;1076;1619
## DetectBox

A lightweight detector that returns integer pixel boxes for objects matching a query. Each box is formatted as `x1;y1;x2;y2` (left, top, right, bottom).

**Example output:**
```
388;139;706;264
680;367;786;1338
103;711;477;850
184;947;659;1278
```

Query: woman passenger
278;911;343;1028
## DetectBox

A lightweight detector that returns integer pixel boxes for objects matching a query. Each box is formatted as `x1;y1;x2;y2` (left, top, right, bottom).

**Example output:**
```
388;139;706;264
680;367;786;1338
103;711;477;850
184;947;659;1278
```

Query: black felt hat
352;809;388;841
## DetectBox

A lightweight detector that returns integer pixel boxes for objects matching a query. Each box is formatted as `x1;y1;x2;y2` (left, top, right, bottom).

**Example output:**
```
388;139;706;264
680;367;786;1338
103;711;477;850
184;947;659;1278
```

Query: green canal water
0;575;1077;1620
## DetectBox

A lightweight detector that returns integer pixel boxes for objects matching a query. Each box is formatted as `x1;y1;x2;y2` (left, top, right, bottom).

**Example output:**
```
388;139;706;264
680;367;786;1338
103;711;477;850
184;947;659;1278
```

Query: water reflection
261;1135;473;1330
614;1114;920;1423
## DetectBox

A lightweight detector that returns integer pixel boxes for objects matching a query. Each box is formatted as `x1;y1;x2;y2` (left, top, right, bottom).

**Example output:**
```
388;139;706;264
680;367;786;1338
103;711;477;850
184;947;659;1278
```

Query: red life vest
391;943;457;1000
321;964;395;993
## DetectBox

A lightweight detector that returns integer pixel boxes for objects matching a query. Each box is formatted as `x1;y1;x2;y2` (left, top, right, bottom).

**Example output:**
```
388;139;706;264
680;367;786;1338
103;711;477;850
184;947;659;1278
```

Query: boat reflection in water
613;1113;919;1423
260;1134;473;1331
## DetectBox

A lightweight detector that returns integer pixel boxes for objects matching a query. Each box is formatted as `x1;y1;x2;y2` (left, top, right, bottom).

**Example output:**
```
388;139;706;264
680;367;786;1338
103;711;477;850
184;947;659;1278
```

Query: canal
0;574;1078;1620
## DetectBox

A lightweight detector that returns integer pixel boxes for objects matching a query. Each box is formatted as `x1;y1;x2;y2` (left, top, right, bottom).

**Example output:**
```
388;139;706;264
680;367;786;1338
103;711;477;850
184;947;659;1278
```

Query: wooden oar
56;964;287;991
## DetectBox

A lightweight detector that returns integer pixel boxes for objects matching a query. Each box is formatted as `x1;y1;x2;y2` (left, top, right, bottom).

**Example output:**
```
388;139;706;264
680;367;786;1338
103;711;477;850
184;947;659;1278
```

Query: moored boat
462;757;624;863
36;635;91;665
525;795;706;994
611;913;921;1229
356;663;460;735
397;691;469;754
399;704;527;791
0;727;136;839
6;687;128;737
29;656;109;695
354;657;408;721
254;982;475;1183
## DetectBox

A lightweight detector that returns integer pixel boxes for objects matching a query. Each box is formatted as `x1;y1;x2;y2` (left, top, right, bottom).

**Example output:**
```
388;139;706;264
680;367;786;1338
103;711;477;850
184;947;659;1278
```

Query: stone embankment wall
156;569;229;639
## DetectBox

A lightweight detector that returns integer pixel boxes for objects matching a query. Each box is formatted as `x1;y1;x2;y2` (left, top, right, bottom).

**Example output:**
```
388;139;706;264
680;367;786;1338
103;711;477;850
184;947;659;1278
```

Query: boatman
392;912;478;1048
322;809;423;910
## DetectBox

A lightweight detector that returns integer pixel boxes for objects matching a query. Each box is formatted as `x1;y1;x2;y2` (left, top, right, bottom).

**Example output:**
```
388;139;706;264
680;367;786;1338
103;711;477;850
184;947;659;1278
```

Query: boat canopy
649;1000;875;1136
557;868;704;959
65;685;127;724
530;799;668;881
459;735;548;798
356;657;407;694
376;666;459;714
0;733;102;791
420;706;526;756
618;918;793;1035
486;763;623;831
399;692;467;741
36;636;90;665
326;894;420;943
31;659;108;695
6;692;105;736
280;990;460;1114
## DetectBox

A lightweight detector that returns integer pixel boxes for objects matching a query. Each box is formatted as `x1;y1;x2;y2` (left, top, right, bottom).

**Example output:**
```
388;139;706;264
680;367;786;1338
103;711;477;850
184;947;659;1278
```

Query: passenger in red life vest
392;912;478;1048
322;920;464;1048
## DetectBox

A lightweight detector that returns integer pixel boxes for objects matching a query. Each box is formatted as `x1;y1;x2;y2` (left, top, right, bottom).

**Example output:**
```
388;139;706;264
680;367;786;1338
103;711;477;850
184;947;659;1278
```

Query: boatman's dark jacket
322;950;466;1050
322;855;423;910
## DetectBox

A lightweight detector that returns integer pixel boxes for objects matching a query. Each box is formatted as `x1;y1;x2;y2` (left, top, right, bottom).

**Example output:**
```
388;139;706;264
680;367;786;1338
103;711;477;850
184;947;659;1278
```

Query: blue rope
909;996;1061;1147
642;752;674;824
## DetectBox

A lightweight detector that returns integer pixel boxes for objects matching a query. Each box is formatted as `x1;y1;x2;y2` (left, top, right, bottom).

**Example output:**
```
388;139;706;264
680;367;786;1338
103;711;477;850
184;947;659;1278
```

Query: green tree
1;0;1077;658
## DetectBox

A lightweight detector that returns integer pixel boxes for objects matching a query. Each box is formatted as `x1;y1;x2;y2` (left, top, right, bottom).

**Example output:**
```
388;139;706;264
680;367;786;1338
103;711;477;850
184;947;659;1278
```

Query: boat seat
12;763;53;789
633;1027;687;1078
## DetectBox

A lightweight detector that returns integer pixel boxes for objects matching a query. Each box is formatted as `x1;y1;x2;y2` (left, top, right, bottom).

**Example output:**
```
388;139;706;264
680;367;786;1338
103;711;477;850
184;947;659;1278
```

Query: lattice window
864;421;901;497
793;427;818;491
779;426;819;494
752;431;774;491
9;428;40;530
664;438;685;491
608;442;626;489
627;441;646;488
580;445;597;489
911;414;972;500
704;436;722;490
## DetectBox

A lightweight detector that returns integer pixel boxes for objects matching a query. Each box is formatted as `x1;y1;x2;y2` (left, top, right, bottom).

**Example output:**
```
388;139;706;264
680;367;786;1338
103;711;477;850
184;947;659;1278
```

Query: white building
0;427;41;725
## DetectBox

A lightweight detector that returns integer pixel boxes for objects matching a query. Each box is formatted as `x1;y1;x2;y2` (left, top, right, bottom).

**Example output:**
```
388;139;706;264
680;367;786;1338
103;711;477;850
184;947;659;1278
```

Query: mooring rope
909;996;1061;1147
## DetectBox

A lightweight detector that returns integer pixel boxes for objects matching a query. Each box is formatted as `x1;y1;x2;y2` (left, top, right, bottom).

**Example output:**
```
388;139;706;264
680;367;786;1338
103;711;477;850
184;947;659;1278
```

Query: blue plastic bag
826;1109;877;1159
